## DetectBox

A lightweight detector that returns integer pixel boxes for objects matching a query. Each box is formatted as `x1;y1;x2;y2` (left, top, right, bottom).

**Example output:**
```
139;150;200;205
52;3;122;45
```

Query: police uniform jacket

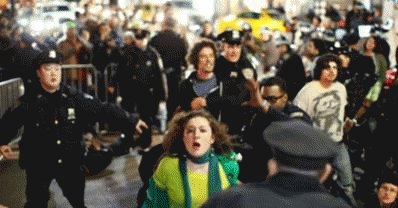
114;46;165;115
0;85;139;169
215;55;256;135
176;71;223;119
238;103;312;183
202;171;351;208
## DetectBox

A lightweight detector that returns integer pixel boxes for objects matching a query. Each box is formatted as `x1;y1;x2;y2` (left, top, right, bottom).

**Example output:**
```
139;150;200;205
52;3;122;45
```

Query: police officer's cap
34;50;63;69
264;120;338;170
378;173;398;188
133;28;150;39
217;30;243;45
274;35;290;47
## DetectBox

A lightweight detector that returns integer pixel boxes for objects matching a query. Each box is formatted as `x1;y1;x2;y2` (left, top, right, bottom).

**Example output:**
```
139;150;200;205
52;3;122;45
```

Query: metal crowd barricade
0;78;23;119
0;78;24;160
61;63;120;104
103;62;120;103
61;64;100;99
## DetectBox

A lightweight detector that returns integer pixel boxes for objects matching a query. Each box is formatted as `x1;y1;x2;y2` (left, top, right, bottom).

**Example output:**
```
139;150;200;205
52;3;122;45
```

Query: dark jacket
176;72;223;119
275;52;306;99
0;85;139;169
149;29;188;71
215;55;256;135
202;172;351;208
149;29;188;116
113;46;165;118
238;103;312;183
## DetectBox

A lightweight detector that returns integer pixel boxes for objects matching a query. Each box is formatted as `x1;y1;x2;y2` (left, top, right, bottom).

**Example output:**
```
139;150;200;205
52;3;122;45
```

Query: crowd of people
1;1;398;208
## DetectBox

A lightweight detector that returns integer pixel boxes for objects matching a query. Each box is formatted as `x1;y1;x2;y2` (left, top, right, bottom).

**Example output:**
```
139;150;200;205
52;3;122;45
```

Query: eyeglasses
262;95;284;103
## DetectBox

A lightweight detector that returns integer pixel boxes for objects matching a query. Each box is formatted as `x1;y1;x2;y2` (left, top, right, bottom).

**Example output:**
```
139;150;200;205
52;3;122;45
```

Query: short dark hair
313;53;342;80
187;40;217;70
259;76;288;94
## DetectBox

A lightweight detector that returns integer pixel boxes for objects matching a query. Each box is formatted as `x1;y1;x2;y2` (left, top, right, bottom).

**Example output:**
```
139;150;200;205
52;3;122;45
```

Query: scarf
179;150;222;208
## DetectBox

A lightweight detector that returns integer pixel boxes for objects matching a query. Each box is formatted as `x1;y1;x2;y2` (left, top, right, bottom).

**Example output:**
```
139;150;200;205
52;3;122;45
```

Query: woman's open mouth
193;142;201;149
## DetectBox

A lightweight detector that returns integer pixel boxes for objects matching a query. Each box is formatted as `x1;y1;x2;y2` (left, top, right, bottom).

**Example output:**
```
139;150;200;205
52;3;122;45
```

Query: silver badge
230;71;238;78
49;50;57;59
242;68;254;80
84;94;93;100
68;108;76;120
232;30;239;39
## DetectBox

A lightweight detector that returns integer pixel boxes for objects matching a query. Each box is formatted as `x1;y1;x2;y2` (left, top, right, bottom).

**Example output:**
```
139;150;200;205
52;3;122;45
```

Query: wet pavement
0;149;146;208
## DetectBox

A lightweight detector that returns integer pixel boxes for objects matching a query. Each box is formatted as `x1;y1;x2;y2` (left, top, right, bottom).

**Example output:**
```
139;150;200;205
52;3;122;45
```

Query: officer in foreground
0;50;148;208
202;120;351;208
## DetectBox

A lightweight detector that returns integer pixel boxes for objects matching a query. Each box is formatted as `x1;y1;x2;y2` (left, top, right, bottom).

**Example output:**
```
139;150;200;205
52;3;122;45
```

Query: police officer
238;76;312;183
215;29;256;135
113;26;166;136
0;50;148;208
149;18;188;120
202;120;351;208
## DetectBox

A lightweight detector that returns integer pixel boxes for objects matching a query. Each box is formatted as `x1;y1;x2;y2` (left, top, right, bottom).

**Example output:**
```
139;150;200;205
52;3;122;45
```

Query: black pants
24;165;86;208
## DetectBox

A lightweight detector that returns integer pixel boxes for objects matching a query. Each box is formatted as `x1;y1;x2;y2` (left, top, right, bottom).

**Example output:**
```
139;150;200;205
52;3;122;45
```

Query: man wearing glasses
238;76;311;183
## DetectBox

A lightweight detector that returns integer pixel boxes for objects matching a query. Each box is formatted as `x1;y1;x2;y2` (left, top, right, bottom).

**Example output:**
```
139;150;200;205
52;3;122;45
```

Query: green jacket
141;152;240;208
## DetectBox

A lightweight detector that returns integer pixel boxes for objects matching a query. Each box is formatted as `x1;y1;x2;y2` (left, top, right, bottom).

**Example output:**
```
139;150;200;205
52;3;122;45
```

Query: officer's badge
84;94;93;100
230;71;238;78
146;60;152;66
49;50;57;59
242;68;254;80
290;112;304;118
68;108;76;120
232;30;240;39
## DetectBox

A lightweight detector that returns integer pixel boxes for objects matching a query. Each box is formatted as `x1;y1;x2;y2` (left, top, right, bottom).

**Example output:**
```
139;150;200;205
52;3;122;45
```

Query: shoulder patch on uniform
84;94;93;100
290;112;304;118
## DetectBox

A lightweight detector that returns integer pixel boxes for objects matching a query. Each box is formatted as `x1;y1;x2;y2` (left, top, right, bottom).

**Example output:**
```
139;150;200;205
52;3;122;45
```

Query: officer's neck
41;84;60;94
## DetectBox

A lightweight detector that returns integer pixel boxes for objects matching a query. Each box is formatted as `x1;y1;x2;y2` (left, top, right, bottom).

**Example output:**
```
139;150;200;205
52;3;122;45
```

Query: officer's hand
0;145;15;160
191;97;207;110
242;78;262;108
83;133;102;151
136;119;149;134
116;96;122;106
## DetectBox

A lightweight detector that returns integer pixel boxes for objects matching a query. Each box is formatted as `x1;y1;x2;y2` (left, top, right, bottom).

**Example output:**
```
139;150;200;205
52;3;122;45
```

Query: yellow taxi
215;9;286;38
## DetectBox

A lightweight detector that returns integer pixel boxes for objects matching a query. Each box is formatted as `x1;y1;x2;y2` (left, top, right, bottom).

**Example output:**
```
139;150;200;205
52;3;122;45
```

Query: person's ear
210;135;215;145
319;163;332;183
267;158;278;178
